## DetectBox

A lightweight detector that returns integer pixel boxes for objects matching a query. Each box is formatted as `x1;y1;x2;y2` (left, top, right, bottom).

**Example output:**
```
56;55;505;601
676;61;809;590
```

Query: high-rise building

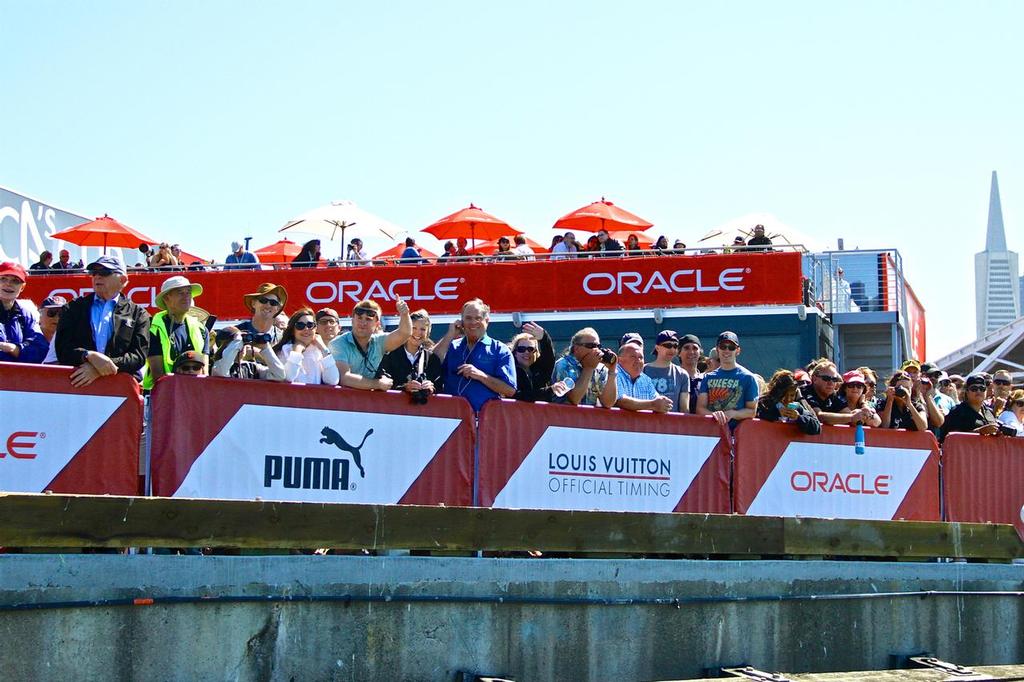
975;171;1020;337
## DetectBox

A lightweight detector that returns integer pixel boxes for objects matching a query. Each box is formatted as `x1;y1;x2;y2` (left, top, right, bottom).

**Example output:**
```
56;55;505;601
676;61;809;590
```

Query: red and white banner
733;420;940;521
0;362;142;494
149;375;474;505
23;251;803;319
942;433;1024;540
477;400;731;513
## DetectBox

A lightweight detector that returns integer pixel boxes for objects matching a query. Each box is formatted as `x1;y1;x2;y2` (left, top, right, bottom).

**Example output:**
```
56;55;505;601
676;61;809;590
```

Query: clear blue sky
3;1;1022;358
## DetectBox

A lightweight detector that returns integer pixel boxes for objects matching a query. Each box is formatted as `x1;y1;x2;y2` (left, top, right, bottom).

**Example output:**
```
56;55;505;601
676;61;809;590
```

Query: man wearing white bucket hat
144;275;210;388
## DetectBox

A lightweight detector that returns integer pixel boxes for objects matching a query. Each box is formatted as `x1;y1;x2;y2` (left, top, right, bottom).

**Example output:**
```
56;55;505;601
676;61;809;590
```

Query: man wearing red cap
0;262;48;363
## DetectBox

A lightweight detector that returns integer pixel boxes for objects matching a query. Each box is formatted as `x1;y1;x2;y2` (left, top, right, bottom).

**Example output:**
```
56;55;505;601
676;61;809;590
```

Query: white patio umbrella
279;200;406;260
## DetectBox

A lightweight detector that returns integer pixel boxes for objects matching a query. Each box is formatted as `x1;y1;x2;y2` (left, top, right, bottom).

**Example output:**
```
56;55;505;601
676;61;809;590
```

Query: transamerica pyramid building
975;171;1021;336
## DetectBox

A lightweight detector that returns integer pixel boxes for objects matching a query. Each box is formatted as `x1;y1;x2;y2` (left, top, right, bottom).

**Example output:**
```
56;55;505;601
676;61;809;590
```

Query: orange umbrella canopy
255;238;303;264
467;235;550;255
553;198;653;233
423;204;522;243
50;214;157;253
373;243;439;260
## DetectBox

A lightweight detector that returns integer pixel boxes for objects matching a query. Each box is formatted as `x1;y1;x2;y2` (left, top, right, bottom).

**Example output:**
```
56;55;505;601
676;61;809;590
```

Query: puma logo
319;426;374;478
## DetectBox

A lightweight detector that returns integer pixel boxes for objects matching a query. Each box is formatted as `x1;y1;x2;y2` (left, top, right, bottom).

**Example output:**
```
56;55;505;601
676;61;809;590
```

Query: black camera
895;386;911;400
409;373;430;405
251;332;273;345
599;347;616;365
240;331;253;344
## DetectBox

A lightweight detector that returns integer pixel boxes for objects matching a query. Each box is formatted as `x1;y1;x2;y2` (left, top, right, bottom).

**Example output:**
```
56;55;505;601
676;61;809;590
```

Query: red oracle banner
942;433;1024;540
0;362;141;495
476;399;731;513
149;375;474;505
23;251;803;319
733;420;940;521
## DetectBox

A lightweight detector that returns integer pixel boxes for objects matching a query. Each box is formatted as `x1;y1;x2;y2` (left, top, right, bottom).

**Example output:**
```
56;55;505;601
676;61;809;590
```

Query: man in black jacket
56;254;151;387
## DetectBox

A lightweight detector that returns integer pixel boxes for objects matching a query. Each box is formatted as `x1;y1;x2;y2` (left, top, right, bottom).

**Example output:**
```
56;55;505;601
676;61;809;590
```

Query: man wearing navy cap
696;331;759;429
55;254;151;387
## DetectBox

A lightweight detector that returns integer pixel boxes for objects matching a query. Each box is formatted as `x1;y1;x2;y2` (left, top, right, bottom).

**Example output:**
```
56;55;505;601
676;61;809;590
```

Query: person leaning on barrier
144;276;210;388
696;331;758;429
331;298;411;390
876;370;928;431
433;298;516;411
756;370;821;434
379;308;443;398
211;326;284;380
615;343;672;413
802;362;873;426
273;308;339;385
56;255;151;387
939;374;1010;442
508;321;555;403
238;283;287;355
643;330;690;413
837;371;882;427
0;261;48;363
550;327;617;408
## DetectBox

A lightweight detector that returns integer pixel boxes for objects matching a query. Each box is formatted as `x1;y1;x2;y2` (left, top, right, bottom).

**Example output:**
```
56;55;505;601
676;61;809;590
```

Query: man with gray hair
550;326;617;408
435;298;516;412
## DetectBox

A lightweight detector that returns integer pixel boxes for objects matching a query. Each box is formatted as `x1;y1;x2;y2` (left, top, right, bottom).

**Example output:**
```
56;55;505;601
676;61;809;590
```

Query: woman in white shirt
998;389;1024;436
273;308;339;385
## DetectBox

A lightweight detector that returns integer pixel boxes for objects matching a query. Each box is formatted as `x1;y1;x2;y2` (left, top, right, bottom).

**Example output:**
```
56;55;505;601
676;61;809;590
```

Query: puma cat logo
319;426;374;478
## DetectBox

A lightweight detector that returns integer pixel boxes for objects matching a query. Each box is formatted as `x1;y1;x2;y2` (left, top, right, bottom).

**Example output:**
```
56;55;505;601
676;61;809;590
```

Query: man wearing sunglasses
642;330;690;412
550;326;617;408
804;361;876;426
55;255;151;387
990;370;1015;414
696;331;759;429
331;298;411;391
238;283;288;363
939;374;1005;442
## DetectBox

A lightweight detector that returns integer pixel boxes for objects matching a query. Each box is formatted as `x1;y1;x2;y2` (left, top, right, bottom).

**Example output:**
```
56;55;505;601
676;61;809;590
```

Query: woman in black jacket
509;322;555;402
378;309;443;398
291;240;321;269
756;369;821;435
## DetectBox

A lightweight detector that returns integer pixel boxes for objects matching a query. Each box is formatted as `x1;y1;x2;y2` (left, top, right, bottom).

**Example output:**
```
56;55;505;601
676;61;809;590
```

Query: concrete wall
1;556;1022;681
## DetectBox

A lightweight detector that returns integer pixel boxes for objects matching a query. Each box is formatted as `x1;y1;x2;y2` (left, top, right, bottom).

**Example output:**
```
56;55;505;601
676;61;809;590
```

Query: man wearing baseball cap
56;254;151;387
225;240;260;270
0;261;48;363
696;331;759;429
172;350;208;376
642;330;690;412
315;307;342;345
144;275;209;388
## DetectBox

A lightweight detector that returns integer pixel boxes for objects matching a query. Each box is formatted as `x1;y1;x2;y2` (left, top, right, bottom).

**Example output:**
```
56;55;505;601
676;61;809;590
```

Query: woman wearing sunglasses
509;321;555;402
997;389;1024;437
939;373;1006;442
877;371;928;431
838;371;882;427
273;308;339;385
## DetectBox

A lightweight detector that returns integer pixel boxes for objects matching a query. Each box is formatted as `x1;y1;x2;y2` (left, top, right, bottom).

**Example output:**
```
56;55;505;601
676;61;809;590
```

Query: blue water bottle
854;423;866;455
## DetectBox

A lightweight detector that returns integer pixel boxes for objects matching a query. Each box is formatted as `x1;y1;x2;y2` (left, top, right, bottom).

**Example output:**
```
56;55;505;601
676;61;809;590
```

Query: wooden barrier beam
0;493;1021;559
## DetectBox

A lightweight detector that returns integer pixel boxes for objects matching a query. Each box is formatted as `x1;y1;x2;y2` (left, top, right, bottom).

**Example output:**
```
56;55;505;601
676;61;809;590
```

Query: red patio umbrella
254;238;303;264
373;243;439;261
50;214;157;254
467;235;550;255
553;198;653;234
423;204;522;247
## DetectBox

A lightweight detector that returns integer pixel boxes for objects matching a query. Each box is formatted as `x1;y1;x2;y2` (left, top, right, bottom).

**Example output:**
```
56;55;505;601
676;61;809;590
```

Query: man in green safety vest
144;275;210;389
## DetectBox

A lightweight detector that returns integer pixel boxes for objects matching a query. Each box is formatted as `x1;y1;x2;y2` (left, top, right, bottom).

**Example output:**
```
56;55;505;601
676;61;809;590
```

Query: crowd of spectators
21;224;780;278
5;252;1021;444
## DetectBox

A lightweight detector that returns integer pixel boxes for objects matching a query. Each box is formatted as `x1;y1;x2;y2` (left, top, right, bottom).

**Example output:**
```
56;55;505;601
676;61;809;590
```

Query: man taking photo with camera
550;327;618;408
